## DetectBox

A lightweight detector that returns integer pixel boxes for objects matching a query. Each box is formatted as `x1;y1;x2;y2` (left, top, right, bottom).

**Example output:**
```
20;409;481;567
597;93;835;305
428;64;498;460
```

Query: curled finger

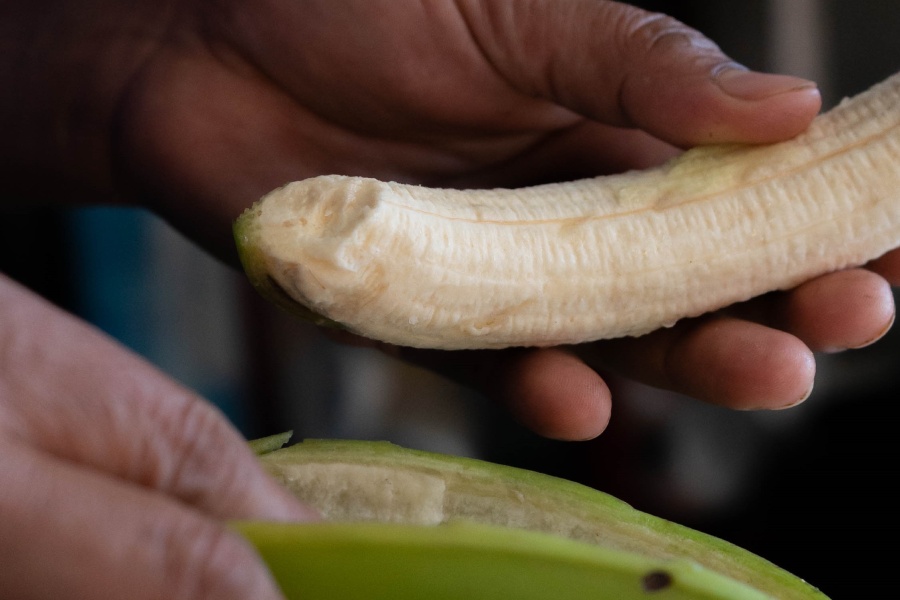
579;316;816;411
397;345;611;441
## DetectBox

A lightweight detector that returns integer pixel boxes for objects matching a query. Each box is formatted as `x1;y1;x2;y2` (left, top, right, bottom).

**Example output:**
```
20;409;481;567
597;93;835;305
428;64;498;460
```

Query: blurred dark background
2;1;898;597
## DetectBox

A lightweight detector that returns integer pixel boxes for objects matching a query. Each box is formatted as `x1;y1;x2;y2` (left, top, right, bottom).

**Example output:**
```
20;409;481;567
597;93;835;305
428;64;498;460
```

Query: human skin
0;0;896;597
0;274;319;600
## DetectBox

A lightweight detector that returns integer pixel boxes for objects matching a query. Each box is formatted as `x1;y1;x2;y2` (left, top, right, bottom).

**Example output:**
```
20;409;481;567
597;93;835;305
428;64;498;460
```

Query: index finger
0;274;314;522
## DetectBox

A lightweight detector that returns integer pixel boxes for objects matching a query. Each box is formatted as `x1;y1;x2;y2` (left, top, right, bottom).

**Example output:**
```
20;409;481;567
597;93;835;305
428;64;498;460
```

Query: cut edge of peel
234;208;344;330
248;430;293;455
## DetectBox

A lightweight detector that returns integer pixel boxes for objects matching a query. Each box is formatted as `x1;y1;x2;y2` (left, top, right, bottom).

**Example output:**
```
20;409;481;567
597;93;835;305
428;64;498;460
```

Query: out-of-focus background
3;1;898;597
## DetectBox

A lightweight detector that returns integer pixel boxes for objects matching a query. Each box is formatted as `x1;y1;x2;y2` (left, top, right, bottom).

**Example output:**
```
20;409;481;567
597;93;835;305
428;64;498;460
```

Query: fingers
393;265;896;435
0;274;314;522
582;268;895;410
491;348;611;441
464;0;821;146
764;268;895;353
582;317;816;410
0;442;287;600
0;274;317;597
396;346;611;441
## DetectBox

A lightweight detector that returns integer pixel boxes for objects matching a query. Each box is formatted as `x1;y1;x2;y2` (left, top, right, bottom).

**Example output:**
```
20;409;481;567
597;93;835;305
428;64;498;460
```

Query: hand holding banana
1;0;897;597
211;0;895;438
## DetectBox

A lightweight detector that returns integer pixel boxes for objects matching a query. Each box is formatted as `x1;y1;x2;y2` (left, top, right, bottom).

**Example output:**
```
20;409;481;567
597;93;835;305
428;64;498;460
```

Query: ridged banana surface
235;72;900;350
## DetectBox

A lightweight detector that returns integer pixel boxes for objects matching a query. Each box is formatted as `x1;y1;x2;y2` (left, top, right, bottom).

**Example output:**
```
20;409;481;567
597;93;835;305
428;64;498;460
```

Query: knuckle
159;396;240;503
145;391;293;521
620;10;721;61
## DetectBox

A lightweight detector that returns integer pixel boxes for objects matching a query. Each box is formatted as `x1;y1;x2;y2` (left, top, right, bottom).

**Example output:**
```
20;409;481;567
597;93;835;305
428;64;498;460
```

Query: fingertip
392;346;610;441
500;348;611;441
713;68;822;142
781;268;896;353
747;337;817;410
713;68;818;103
677;320;817;411
850;309;896;351
607;317;817;411
630;69;822;147
618;28;822;145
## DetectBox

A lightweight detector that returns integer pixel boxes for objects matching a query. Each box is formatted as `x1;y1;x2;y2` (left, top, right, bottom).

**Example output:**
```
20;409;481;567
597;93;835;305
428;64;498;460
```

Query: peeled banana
235;72;900;350
236;439;826;599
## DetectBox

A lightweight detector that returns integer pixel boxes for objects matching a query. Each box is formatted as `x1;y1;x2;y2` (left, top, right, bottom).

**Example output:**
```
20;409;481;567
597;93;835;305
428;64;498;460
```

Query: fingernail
771;381;815;411
738;383;814;411
715;68;818;101
821;310;896;354
849;309;896;351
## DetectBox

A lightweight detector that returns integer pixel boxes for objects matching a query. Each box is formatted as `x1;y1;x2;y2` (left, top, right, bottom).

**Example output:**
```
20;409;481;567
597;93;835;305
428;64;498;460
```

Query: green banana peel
236;521;772;600
248;430;295;455
238;438;826;600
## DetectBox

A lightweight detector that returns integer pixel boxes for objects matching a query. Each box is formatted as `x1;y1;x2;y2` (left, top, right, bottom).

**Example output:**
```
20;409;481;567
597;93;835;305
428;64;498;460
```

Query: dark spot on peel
642;570;673;592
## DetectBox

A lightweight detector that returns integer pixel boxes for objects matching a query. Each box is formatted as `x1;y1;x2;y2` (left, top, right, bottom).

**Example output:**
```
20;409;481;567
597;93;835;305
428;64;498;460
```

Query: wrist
0;1;173;202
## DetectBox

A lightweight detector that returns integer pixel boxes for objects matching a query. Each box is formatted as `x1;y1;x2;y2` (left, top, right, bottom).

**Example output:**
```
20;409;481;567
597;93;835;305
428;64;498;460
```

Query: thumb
466;0;821;146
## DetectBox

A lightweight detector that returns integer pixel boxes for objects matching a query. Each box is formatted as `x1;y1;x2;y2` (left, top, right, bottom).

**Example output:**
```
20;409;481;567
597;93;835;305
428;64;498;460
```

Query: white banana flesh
236;71;900;350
